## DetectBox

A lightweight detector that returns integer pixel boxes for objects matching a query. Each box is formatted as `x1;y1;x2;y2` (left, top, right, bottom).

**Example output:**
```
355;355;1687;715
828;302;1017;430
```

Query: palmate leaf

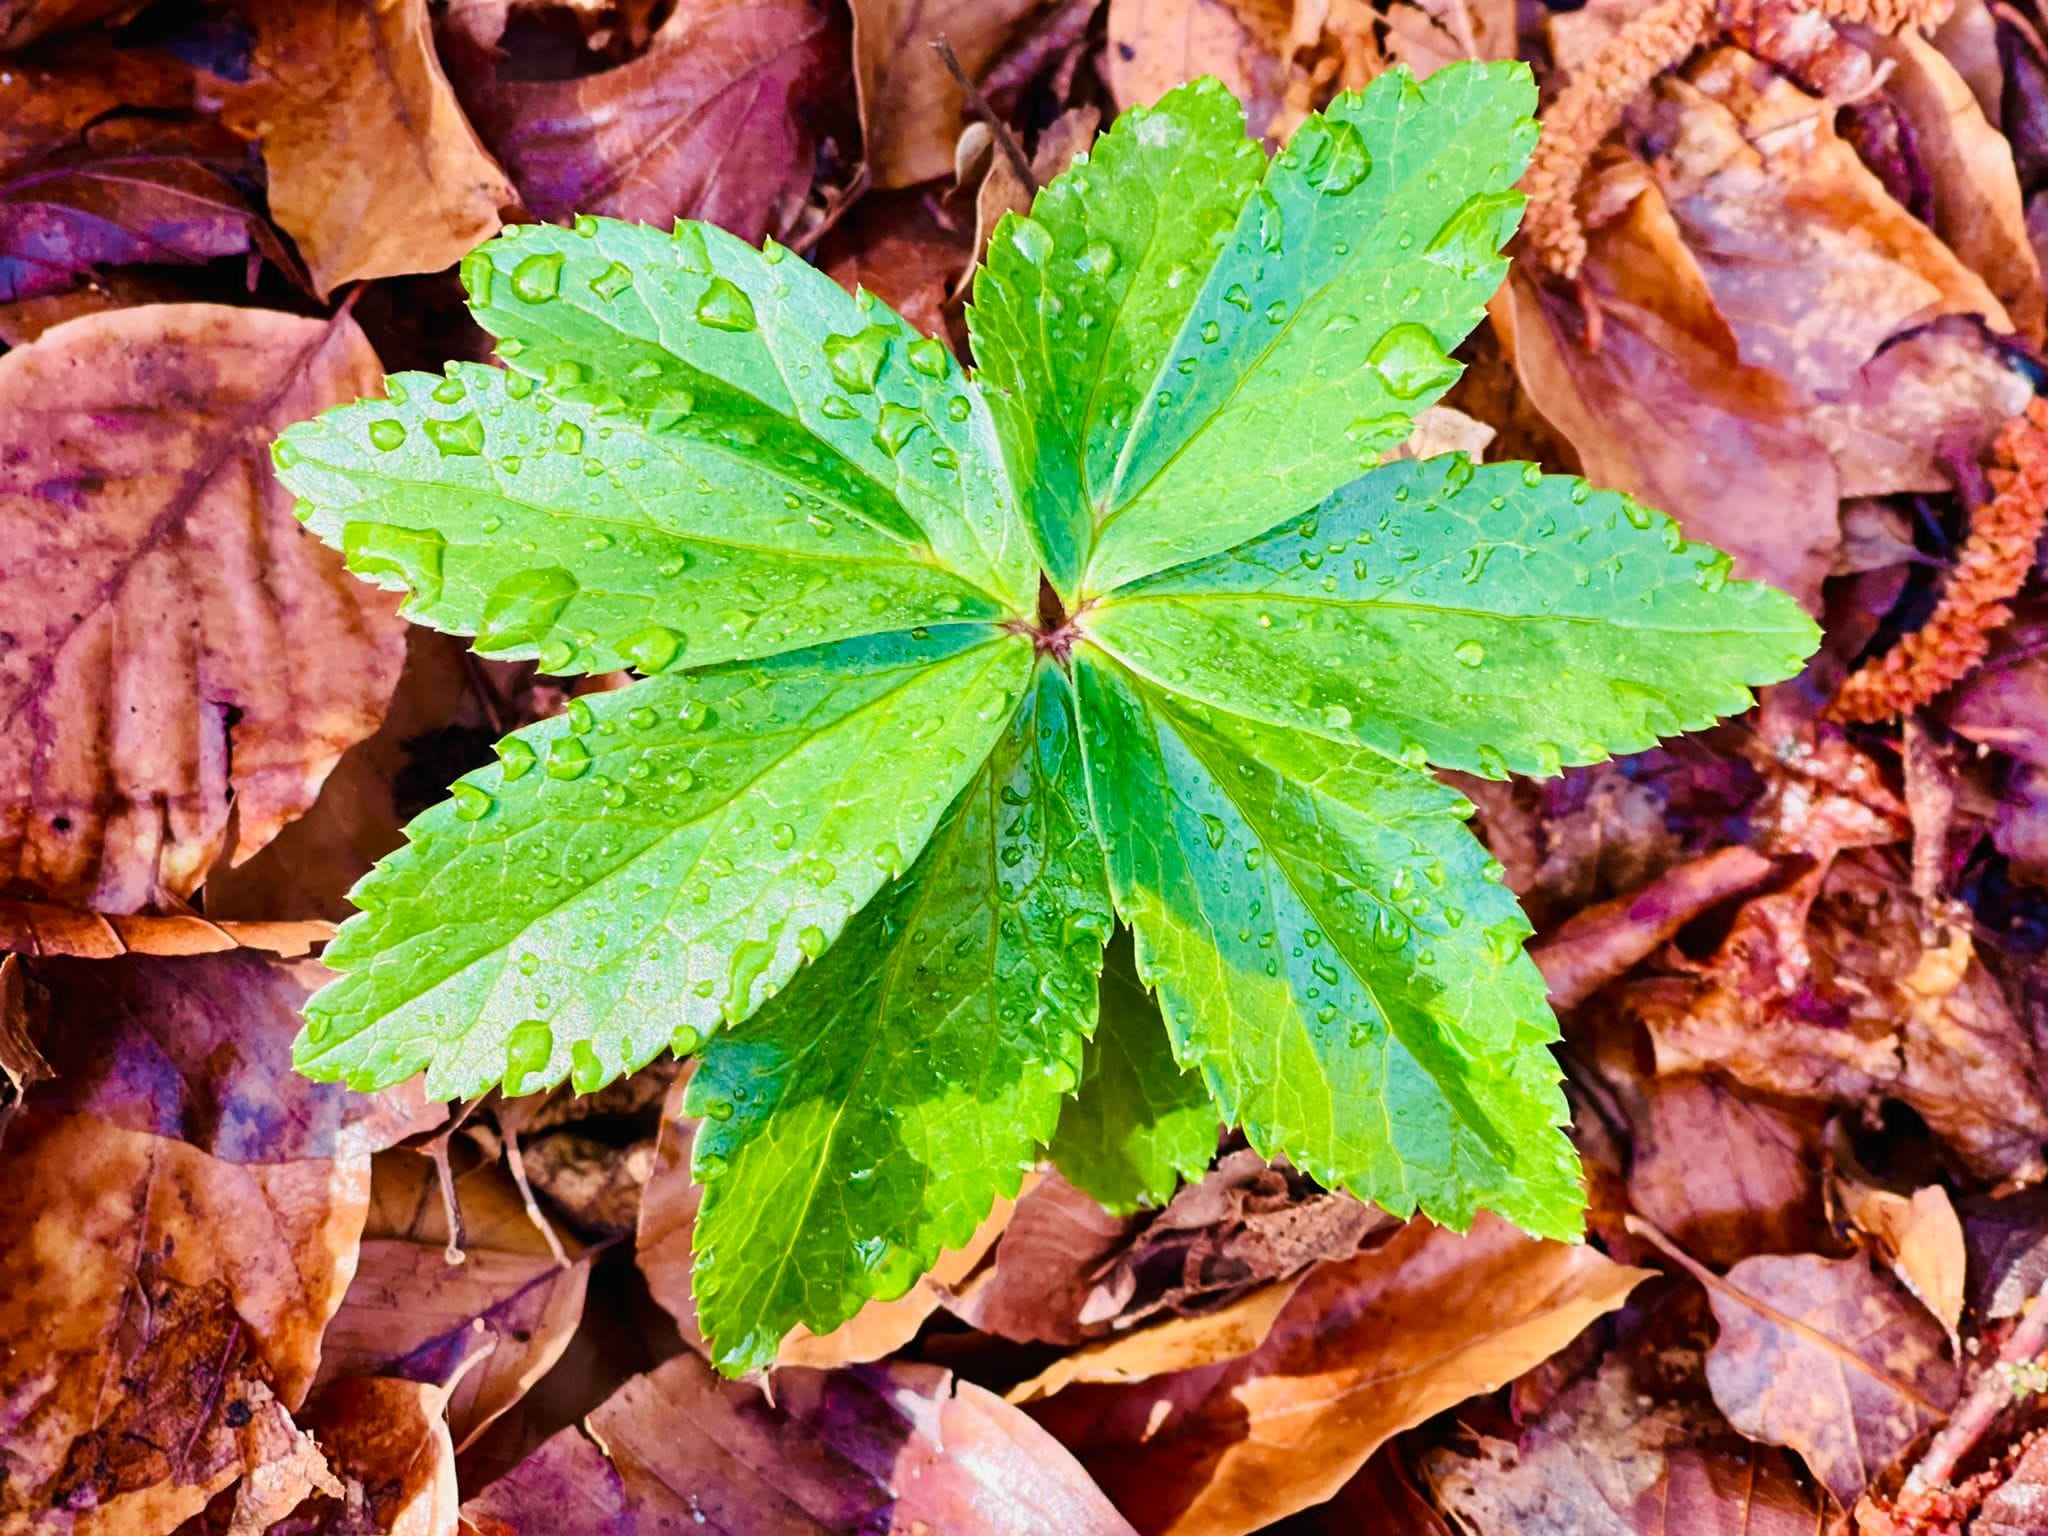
970;63;1536;598
686;666;1110;1372
272;57;1824;1378
1083;456;1822;778
297;628;1031;1097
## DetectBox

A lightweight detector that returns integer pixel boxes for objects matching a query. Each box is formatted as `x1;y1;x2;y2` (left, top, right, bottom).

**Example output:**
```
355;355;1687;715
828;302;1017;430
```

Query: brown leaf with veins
314;1150;588;1452
1836;1176;1968;1344
219;0;515;296
1032;1215;1651;1536
0;303;406;912
460;1354;1139;1535
634;1070;707;1350
1426;1354;1833;1535
817;189;975;345
1625;1076;1825;1269
282;1377;461;1535
442;0;852;246
1694;1249;1960;1507
1008;1279;1305;1403
946;1172;1137;1346
1105;0;1294;139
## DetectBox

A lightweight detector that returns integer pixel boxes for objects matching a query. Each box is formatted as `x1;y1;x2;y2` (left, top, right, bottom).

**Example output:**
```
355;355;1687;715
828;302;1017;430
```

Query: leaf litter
7;0;2048;1529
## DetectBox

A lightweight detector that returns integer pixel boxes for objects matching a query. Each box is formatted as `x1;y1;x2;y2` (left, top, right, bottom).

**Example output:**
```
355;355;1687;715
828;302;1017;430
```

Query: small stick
1907;1274;2048;1493
428;1134;467;1266
502;1120;571;1267
933;37;1037;198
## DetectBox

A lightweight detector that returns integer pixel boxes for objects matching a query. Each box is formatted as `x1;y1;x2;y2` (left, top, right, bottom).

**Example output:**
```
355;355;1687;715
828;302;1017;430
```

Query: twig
427;1133;467;1266
502;1120;571;1267
933;37;1037;199
1907;1274;2048;1493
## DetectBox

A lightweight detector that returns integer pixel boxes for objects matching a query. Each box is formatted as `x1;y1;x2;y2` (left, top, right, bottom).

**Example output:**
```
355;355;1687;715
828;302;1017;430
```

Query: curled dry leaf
1641;1232;1962;1508
441;0;851;246
314;1150;588;1453
459;1353;1139;1535
1008;1279;1304;1403
0;896;331;959
1425;1354;1832;1535
219;0;515;296
1836;1176;1968;1344
1032;1216;1651;1536
946;1172;1137;1347
0;304;406;912
634;1070;706;1348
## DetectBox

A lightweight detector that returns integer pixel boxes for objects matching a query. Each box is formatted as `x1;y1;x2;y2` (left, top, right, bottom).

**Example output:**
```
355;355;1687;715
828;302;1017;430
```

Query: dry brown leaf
946;1172;1137;1346
1008;1279;1304;1403
460;1354;1139;1534
1837;1177;1968;1344
0;303;406;912
290;1377;461;1535
1648;49;2011;396
0;1108;370;1530
1865;26;2045;342
220;0;514;296
1426;1354;1834;1535
1626;1076;1825;1269
314;1150;589;1452
0;953;50;1149
1033;1215;1651;1536
1641;1233;1962;1508
1106;0;1294;138
963;104;1100;286
851;0;1048;188
0;897;331;959
1491;178;1843;609
442;0;851;246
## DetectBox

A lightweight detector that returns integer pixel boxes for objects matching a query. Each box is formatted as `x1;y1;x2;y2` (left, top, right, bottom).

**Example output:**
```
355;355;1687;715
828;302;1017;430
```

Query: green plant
272;60;1817;1373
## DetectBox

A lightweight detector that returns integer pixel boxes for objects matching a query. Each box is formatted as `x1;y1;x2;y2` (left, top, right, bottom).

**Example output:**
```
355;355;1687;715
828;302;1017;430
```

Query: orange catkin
1832;398;2048;724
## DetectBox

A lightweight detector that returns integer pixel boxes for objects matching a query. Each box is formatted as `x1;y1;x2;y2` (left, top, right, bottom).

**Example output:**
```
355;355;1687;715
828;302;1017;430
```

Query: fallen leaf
817;187;974;343
1863;26;2045;343
1105;0;1293;140
1033;1216;1650;1536
220;0;515;296
459;1354;1139;1534
0;897;331;958
1836;1177;1968;1344
946;1172;1138;1346
1426;1353;1833;1535
285;1377;461;1535
0;303;406;911
0;953;49;1148
850;0;1050;188
21;952;439;1161
442;0;852;245
313;1150;589;1452
1641;1232;1961;1508
1008;1279;1304;1403
1625;1075;1825;1270
0;114;273;306
0;0;138;50
634;1073;705;1347
1639;853;2048;1183
963;103;1099;284
1962;1184;2048;1323
1491;176;1843;609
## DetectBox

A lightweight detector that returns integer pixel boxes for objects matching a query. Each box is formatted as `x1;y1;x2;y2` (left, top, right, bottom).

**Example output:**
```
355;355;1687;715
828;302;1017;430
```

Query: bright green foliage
1048;932;1218;1214
276;61;1819;1376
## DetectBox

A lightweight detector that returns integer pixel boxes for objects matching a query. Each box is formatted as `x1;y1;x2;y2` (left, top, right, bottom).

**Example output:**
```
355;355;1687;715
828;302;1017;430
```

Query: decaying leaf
1104;0;1293;138
1426;1354;1832;1535
1647;1236;1961;1508
220;0;515;296
1836;1169;1968;1344
850;0;1051;189
441;0;852;245
459;1354;1139;1534
0;304;406;911
1034;1216;1650;1535
1008;1279;1305;1403
0;897;331;959
289;1376;461;1535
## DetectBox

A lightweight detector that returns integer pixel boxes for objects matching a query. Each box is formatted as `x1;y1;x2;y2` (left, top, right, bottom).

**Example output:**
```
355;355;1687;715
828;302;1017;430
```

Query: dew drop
1367;323;1459;399
450;781;493;821
695;277;756;332
424;414;485;457
342;522;446;603
476;566;579;653
589;261;634;300
509;252;564;302
1454;639;1485;667
503;1019;554;1095
621;625;683;673
497;738;537;779
546;736;593;780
